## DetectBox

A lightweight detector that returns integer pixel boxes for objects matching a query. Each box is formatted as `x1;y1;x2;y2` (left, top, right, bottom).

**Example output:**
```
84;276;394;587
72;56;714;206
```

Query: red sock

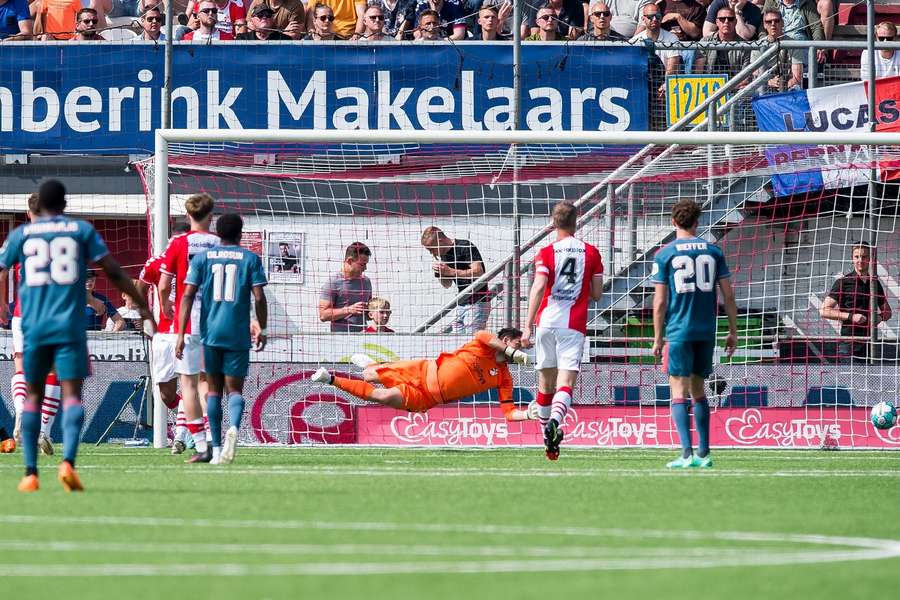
332;376;375;401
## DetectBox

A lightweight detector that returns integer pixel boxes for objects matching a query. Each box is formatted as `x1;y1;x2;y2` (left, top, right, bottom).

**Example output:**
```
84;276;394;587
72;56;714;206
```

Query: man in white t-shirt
522;201;603;461
630;1;682;75
861;22;900;82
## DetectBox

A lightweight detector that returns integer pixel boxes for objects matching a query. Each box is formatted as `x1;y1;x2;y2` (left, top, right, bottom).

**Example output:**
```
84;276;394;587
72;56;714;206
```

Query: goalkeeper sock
549;386;572;426
21;401;39;476
206;394;222;448
693;397;710;458
332;376;375;401
61;398;85;466
228;393;246;430
187;420;208;453
536;391;553;426
672;399;693;459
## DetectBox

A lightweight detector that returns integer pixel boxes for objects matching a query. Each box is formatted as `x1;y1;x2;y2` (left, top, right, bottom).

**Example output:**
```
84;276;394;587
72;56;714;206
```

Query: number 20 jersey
650;236;731;342
0;216;109;346
533;236;603;334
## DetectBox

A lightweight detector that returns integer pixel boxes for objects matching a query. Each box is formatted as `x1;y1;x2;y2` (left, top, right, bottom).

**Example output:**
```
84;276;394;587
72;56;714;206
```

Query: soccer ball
870;401;898;430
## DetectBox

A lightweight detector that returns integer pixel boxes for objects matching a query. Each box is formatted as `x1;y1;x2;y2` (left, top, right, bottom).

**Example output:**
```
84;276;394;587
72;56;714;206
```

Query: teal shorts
203;345;249;378
24;341;89;385
667;340;715;379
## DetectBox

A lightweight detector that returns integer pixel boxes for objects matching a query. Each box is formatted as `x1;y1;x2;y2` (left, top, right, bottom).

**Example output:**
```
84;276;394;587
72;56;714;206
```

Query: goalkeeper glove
504;346;531;366
526;400;540;420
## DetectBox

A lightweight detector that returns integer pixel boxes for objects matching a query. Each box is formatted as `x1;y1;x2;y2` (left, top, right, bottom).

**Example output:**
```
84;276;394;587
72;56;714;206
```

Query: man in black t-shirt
820;243;892;361
421;226;491;334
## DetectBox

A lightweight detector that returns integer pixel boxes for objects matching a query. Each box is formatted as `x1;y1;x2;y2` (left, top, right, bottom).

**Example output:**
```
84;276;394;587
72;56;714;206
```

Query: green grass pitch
1;446;899;599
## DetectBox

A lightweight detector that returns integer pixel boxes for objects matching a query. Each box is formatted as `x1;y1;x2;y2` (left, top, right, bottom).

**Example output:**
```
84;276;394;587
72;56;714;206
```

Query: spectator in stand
702;0;760;40
631;2;682;76
365;297;395;333
579;2;627;40
421;226;491;334
0;0;33;39
525;0;584;40
304;2;339;38
308;0;364;39
249;0;304;38
413;7;443;39
233;15;247;33
137;5;165;39
32;0;83;40
606;0;648;38
645;0;704;40
477;0;513;37
359;2;389;39
239;4;291;38
751;10;803;92
861;22;900;81
477;4;509;39
184;0;245;35
820;242;891;363
184;0;234;39
381;0;414;39
104;289;143;332
85;270;124;331
761;0;825;63
414;0;465;40
694;6;750;75
526;4;564;40
318;242;373;333
73;6;103;38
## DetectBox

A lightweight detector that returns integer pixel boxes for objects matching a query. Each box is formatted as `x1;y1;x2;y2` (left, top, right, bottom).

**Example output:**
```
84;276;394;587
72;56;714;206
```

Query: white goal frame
150;128;899;447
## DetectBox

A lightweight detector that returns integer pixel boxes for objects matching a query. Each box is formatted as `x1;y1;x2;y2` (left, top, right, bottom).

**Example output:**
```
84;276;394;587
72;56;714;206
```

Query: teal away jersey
0;215;109;346
650;236;731;341
185;245;267;350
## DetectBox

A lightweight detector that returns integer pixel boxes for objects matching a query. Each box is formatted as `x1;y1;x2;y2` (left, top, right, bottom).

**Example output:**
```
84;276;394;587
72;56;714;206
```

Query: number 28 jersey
185;246;267;350
650;236;731;341
534;236;603;334
0;216;109;345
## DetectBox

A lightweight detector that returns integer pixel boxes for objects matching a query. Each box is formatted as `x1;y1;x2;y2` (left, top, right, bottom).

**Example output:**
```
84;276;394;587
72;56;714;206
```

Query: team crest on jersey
489;368;498;376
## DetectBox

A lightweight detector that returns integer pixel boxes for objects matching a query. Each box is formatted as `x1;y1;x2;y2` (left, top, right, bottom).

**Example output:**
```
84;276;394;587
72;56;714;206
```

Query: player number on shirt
23;237;79;286
211;263;238;302
672;254;715;294
560;257;578;284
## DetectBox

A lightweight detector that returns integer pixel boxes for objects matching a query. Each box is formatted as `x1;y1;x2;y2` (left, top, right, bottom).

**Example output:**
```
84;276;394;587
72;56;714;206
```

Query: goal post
145;128;900;450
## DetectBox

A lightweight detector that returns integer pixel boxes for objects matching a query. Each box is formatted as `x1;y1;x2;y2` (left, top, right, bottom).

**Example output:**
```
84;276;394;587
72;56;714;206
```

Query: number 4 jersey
651;236;731;341
534;236;604;334
0;216;109;345
184;245;267;350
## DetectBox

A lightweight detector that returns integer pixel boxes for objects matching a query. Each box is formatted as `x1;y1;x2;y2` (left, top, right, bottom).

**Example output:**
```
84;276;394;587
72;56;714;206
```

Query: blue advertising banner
0;42;649;154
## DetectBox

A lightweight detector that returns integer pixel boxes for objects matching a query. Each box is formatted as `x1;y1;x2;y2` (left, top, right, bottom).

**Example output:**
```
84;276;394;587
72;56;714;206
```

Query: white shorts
535;327;586;372
175;333;203;376
11;316;23;355
151;333;178;383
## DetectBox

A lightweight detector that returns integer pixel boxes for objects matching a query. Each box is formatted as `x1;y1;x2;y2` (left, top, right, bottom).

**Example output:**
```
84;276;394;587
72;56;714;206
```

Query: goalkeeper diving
310;328;537;421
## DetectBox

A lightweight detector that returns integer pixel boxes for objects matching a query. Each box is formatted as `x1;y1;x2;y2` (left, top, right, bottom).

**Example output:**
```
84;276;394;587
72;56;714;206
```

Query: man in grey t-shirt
318;242;373;332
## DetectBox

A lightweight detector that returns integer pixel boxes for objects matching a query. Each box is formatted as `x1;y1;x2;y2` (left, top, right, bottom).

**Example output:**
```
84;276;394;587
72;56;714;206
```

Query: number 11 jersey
650;236;731;341
185;245;267;350
0;216;109;346
534;236;603;334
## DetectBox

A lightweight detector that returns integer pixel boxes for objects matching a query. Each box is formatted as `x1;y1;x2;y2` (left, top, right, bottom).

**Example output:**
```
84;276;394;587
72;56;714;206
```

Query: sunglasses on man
199;8;218;14
592;10;611;17
318;15;335;21
717;16;736;23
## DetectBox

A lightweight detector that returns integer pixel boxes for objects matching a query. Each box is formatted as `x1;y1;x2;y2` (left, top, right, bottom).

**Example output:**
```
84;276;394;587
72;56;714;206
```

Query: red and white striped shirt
533;236;603;334
160;231;219;334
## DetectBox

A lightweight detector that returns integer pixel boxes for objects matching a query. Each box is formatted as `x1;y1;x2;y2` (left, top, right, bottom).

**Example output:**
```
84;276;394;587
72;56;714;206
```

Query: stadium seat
805;386;853;406
612;386;640;406
722;386;769;408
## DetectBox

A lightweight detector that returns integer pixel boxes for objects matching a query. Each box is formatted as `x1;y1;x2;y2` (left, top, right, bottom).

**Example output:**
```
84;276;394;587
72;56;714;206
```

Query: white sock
174;401;187;438
11;371;27;417
40;378;61;436
189;419;208;453
204;415;212;442
549;387;573;426
212;446;221;461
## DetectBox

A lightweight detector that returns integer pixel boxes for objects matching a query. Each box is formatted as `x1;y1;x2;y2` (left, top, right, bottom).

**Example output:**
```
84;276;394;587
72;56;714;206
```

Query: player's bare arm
158;272;174;318
719;277;739;357
174;282;198;359
252;285;268;352
0;268;9;324
590;271;603;301
96;254;156;335
651;282;668;359
521;272;548;348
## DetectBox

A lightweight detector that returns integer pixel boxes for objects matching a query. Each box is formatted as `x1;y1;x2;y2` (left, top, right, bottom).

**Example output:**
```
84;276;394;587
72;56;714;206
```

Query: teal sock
206;395;222;447
693;397;710;458
21;407;40;475
671;400;692;459
228;393;245;430
62;400;84;466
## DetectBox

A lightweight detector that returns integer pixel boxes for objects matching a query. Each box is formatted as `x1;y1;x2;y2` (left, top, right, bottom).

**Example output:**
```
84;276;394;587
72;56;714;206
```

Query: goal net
138;130;900;449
